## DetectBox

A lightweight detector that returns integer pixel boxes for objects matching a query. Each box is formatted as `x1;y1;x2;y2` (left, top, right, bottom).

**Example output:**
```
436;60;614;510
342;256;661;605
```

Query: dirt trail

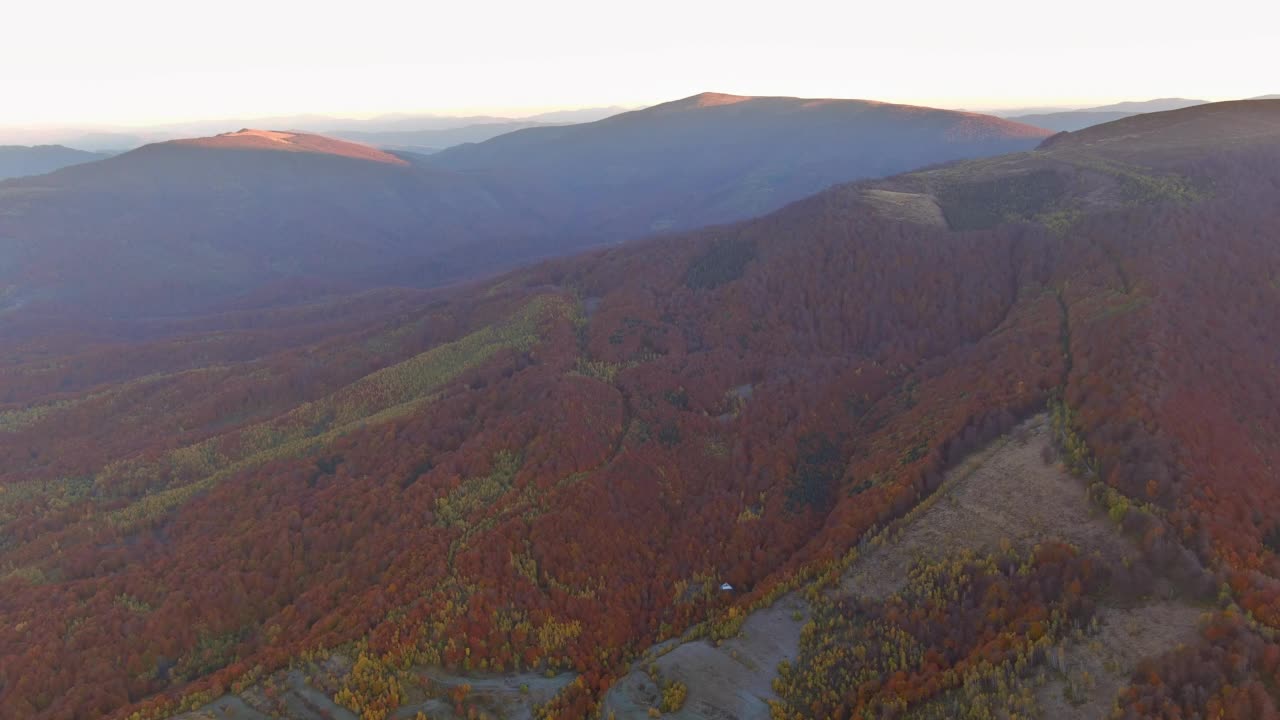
602;593;810;719
395;669;576;720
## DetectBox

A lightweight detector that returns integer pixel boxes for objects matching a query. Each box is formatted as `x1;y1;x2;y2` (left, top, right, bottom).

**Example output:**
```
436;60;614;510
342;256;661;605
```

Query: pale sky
3;0;1278;127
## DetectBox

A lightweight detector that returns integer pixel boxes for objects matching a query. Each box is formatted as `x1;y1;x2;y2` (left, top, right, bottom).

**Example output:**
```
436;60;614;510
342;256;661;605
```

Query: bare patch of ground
859;189;948;227
1037;602;1202;720
606;415;1205;718
602;593;810;719
844;415;1137;600
395;668;576;720
173;668;356;720
841;414;1205;716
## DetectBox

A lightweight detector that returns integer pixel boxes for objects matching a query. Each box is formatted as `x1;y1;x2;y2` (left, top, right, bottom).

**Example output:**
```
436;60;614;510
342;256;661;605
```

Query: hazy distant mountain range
1005;97;1210;132
317;109;639;155
0;144;108;180
0;107;629;153
0;93;1049;322
328;121;553;155
421;92;1050;237
9;97;1276;155
979;95;1275;131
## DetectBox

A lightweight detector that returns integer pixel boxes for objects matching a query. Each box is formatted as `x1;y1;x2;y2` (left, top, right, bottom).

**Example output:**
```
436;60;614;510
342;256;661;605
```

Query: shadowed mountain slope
0;131;543;318
426;92;1052;236
0;95;1049;326
0;145;106;180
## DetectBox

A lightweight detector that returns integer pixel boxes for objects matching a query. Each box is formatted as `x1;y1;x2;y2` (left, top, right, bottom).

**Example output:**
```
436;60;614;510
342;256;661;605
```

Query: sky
3;0;1278;128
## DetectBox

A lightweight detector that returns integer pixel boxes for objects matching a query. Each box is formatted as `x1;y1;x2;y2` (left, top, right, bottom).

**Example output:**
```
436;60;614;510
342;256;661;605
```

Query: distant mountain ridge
0;144;106;180
0;129;541;318
171;129;410;165
1080;97;1208;113
424;91;1051;237
0;92;1051;324
330;121;554;155
1008;97;1209;132
0;107;630;152
1036;98;1280;157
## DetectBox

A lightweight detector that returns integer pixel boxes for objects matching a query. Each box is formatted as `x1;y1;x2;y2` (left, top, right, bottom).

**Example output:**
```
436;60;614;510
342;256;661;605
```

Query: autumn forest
2;100;1280;720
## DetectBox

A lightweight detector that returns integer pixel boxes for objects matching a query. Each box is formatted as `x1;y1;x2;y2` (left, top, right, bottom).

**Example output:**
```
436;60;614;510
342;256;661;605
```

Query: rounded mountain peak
169;129;408;165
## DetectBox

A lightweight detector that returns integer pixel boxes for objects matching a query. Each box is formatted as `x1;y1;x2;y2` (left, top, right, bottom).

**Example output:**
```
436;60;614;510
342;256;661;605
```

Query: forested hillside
1;101;1280;719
